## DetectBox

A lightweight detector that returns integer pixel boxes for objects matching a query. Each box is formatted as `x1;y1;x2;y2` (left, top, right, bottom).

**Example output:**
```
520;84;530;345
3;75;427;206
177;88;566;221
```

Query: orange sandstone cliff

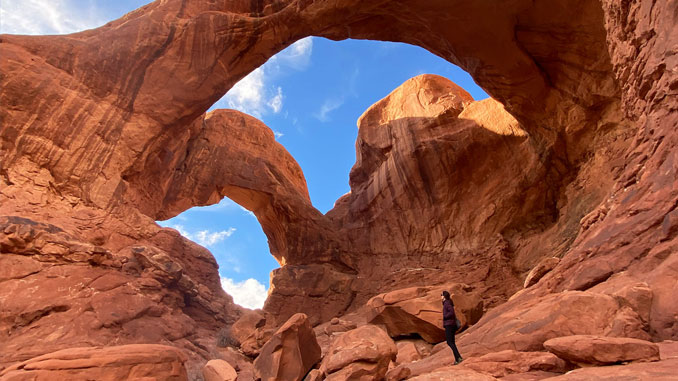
0;0;677;378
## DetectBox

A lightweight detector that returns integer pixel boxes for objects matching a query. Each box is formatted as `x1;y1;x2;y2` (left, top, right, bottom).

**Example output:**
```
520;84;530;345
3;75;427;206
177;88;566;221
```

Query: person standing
441;290;463;364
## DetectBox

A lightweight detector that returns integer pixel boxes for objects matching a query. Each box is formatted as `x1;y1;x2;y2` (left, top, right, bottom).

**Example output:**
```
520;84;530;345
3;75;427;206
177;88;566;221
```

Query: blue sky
1;0;488;309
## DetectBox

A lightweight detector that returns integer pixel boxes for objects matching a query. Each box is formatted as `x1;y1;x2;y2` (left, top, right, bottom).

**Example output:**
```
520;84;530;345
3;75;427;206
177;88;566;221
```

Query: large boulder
543;335;660;366
542;358;678;380
367;284;483;343
408;367;497;381
0;344;187;380
320;325;397;380
462;350;569;378
230;309;273;356
215;347;255;381
458;290;649;356
202;359;237;381
253;313;321;381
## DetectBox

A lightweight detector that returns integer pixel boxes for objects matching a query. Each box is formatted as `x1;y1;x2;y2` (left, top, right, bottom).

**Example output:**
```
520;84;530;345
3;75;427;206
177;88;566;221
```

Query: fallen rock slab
658;340;678;360
463;350;568;377
524;257;559;288
253;313;321;381
320;325;397;379
458;291;649;357
0;344;188;381
395;340;425;365
367;284;483;343
408;366;498;380
541;358;678;380
203;359;237;381
543;335;660;366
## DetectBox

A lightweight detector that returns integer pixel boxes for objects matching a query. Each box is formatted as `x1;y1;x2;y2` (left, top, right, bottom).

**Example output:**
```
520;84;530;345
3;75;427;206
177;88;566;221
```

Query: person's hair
442;290;451;300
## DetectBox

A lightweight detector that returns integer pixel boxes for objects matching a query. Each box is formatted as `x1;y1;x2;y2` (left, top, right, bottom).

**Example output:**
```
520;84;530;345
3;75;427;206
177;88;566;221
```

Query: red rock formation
253;313;321;381
543;335;660;366
0;344;188;381
202;359;238;381
1;0;677;376
319;325;396;380
544;358;678;381
366;283;483;343
462;350;569;378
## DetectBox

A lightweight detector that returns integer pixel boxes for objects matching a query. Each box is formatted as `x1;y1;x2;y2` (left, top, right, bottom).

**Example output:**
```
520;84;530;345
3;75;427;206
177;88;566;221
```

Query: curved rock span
1;0;677;377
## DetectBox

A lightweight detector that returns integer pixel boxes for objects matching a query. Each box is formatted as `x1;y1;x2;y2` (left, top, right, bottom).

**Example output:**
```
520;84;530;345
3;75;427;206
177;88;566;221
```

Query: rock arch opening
156;37;491;310
3;0;676;375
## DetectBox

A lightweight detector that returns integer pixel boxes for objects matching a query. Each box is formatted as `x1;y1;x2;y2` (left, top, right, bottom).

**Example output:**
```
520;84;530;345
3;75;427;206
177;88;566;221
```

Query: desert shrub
216;326;239;348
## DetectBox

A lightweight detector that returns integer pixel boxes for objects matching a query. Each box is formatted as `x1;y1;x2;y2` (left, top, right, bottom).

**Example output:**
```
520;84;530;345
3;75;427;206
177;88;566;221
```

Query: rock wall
1;0;676;373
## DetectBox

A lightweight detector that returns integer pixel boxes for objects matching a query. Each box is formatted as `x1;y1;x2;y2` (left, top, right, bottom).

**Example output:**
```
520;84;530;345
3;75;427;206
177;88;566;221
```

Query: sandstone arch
1;0;677;372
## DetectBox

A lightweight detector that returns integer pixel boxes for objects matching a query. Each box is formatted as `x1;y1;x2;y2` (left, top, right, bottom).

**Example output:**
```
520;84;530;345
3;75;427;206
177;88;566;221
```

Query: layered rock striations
0;0;677;376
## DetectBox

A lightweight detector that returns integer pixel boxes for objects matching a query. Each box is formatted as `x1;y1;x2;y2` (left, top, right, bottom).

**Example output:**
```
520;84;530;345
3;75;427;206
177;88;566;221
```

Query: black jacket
443;299;456;327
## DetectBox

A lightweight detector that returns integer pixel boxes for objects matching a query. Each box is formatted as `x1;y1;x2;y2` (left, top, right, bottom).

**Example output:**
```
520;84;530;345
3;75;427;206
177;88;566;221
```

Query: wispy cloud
275;37;313;70
166;224;236;247
221;277;268;309
0;0;104;35
219;68;279;118
214;37;313;118
314;98;344;122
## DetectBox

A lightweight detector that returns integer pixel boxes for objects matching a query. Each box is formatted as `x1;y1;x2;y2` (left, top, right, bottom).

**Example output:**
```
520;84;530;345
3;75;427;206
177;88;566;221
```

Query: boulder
524;257;560;288
541;358;678;380
0;344;187;381
303;369;323;381
462;350;568;377
458;291;649;356
386;348;453;381
230;310;273;356
314;316;360;357
395;341;424;365
543;335;660;366
215;347;255;381
203;359;237;381
320;325;397;379
408;367;498;380
367;284;483;343
253;313;321;381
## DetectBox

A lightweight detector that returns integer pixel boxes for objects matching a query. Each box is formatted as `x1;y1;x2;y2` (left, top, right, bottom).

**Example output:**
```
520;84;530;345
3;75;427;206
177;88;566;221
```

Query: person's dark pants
445;325;462;361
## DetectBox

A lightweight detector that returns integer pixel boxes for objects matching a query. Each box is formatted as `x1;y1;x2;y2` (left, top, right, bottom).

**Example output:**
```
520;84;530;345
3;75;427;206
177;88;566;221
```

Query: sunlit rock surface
1;0;677;378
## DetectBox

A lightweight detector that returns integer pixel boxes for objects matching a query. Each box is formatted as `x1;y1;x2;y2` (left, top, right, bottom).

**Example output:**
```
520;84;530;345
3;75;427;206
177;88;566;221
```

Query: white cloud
0;0;103;35
276;37;313;69
268;87;283;113
314;98;344;122
221;277;268;309
166;224;236;247
213;37;313;118
195;228;236;246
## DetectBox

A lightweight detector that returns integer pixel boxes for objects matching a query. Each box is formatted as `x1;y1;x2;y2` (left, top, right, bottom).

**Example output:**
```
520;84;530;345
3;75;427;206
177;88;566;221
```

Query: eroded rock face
320;325;397;380
458;290;650;357
543;335;660;366
0;344;188;381
462;350;569;378
253;313;321;381
366;283;483;343
1;0;677;375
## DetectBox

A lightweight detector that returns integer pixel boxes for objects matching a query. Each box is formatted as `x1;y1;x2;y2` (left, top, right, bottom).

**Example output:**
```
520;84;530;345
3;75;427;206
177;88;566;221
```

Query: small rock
524;257;559;288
